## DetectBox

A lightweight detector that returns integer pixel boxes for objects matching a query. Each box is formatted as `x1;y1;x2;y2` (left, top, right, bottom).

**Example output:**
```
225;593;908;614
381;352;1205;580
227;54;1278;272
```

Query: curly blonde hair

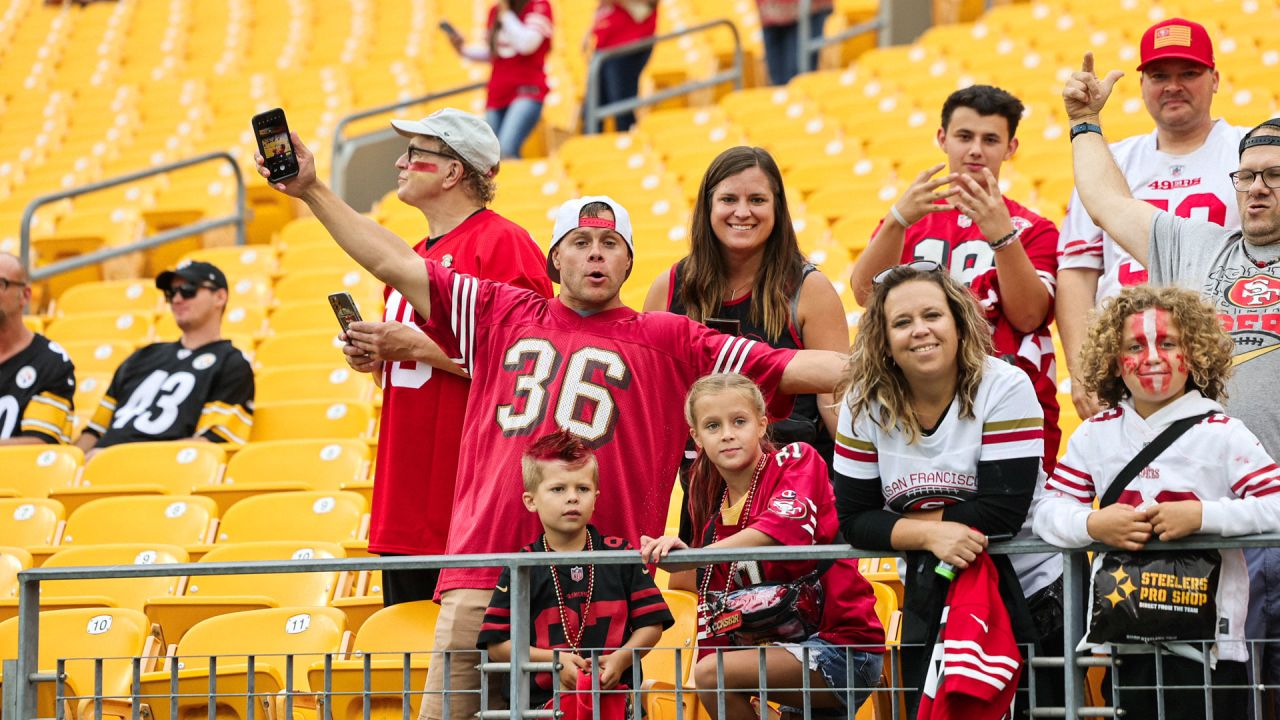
1080;285;1233;407
836;265;993;443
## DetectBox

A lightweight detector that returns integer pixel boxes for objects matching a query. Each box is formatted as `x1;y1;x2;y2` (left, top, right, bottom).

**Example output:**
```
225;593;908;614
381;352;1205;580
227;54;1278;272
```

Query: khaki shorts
419;588;502;720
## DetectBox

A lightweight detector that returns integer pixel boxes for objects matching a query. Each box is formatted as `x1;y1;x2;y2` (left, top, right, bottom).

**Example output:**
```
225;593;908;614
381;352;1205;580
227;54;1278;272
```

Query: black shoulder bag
1084;411;1223;645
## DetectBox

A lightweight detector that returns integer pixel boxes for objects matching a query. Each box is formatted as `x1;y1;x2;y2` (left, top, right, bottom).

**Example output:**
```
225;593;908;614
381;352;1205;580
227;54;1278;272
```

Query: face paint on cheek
408;161;438;173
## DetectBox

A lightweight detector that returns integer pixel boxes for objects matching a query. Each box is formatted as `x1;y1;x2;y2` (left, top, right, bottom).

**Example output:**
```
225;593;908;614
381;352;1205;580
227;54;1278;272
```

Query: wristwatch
1070;122;1102;141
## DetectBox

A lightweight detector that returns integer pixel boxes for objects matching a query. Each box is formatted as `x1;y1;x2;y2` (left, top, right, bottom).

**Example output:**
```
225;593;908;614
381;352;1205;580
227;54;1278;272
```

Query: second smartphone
252;108;300;182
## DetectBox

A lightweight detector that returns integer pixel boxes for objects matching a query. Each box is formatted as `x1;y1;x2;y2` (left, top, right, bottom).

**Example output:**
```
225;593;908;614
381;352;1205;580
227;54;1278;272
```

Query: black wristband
1070;122;1102;141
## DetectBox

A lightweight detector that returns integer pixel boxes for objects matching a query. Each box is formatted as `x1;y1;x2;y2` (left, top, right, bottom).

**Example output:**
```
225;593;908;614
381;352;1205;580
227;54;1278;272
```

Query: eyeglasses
406;146;458;165
872;260;943;285
0;278;26;291
164;283;215;302
1229;166;1280;192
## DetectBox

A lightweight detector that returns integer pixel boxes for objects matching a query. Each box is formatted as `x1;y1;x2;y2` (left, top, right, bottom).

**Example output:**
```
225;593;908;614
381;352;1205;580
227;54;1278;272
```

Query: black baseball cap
155;261;228;291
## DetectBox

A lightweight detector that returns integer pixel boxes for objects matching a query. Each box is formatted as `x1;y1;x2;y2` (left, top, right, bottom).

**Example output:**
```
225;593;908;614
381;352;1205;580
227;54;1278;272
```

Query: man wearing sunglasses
0;252;76;446
74;261;254;456
1067;54;1280;716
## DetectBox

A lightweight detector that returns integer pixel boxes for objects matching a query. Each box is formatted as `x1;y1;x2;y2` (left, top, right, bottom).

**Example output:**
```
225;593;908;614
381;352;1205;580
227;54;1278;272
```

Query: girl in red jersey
640;373;883;719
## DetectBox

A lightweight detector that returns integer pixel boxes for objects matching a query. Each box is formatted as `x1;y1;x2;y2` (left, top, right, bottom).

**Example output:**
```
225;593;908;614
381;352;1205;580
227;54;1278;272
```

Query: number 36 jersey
417;260;797;593
87;340;254;448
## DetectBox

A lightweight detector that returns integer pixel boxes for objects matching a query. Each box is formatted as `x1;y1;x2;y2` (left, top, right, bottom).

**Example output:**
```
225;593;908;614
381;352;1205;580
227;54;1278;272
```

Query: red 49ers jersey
417;260;797;592
369;209;552;556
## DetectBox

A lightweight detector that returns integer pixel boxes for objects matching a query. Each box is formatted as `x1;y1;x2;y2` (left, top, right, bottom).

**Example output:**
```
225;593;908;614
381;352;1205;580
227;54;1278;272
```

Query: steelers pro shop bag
1084;412;1222;645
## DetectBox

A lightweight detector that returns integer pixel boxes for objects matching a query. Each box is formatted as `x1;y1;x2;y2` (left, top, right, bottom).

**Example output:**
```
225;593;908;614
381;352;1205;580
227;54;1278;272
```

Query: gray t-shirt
1148;211;1280;458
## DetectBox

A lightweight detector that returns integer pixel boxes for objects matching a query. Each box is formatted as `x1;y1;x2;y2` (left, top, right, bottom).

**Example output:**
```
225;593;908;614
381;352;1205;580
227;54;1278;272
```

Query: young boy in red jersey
477;430;674;713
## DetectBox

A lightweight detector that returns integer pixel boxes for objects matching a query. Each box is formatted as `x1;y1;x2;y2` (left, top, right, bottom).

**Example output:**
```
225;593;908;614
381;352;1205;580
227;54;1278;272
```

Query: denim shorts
777;636;884;714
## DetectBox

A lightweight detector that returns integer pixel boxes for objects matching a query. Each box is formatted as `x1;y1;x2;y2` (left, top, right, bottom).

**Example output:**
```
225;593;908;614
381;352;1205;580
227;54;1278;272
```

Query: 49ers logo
769;490;808;519
1227;274;1280;308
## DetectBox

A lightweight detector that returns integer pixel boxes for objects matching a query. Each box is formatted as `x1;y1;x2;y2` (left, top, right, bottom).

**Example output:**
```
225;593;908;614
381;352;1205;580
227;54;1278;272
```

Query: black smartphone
439;20;462;41
706;317;741;336
328;292;363;334
252;108;300;182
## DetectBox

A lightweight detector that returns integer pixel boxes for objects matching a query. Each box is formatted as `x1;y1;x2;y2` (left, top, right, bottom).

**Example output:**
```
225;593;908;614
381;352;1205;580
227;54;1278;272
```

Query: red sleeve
686;318;797;420
416;260;507;376
746;444;829;546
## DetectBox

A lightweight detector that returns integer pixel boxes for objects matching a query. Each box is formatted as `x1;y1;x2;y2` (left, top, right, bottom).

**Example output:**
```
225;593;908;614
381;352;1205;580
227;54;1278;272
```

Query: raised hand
890;163;961;227
951;168;1014;244
255;131;317;197
1063;52;1125;122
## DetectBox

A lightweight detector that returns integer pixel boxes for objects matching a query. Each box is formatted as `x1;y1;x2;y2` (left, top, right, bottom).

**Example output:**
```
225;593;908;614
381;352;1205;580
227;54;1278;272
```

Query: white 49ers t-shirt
1058;119;1245;303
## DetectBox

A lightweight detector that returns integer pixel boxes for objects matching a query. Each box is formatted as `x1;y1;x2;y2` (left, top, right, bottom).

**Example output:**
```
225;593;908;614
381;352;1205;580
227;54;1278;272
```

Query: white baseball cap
390;108;501;176
547;196;634;283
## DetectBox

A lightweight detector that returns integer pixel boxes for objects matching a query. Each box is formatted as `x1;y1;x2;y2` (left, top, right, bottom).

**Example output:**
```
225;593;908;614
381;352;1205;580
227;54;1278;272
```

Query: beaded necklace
544;532;595;654
1240;238;1280;270
697;453;769;612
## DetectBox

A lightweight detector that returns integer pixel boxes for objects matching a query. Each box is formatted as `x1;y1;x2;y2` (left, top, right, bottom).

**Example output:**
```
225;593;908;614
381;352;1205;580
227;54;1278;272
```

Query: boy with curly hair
1034;285;1280;718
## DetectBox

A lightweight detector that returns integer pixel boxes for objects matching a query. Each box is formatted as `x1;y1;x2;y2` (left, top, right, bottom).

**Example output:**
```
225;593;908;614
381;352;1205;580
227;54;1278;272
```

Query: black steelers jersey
0;333;75;444
88;340;254;448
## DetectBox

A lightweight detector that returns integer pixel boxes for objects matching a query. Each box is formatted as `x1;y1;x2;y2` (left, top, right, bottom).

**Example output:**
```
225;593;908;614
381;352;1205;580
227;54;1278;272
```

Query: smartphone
328;292;363;334
251;108;300;182
438;20;462;41
706;317;741;336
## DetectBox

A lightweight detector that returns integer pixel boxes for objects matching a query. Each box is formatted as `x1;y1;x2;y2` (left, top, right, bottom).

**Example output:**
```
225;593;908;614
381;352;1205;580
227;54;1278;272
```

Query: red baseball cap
1137;18;1215;71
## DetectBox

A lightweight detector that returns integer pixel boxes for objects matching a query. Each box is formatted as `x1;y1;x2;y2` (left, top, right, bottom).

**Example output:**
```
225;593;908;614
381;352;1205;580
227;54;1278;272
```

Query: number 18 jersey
88;340;254;447
417;261;797;593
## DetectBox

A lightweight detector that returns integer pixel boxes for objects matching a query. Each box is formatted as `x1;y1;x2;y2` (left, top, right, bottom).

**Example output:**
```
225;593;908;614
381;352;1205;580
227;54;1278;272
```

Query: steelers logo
15;366;36;389
1102;567;1138;608
192;353;217;370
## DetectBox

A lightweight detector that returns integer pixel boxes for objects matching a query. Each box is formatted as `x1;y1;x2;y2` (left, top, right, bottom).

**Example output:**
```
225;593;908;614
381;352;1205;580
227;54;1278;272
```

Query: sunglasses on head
872;260;943;285
164;283;215;301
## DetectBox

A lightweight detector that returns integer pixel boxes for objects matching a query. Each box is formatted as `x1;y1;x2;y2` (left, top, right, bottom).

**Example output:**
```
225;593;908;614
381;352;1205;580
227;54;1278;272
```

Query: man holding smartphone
326;109;553;615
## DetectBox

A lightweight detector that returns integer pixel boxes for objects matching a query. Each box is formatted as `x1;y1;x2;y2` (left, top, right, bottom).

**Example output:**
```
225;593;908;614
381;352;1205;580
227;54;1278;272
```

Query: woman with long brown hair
643;145;848;466
833;261;1062;716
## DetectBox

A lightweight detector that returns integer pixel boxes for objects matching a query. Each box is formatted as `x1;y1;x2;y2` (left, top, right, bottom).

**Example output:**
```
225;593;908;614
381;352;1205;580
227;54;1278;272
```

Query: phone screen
329;292;363;333
253;109;300;182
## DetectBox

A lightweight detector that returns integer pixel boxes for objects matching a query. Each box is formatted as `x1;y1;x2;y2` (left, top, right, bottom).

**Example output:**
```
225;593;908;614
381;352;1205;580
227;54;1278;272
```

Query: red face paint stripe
408;161;438;173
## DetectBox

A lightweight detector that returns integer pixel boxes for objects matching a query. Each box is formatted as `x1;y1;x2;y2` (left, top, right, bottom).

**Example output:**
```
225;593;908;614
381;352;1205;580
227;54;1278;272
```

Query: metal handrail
329;81;486;188
797;0;889;75
12;533;1280;719
583;18;744;134
19;151;246;283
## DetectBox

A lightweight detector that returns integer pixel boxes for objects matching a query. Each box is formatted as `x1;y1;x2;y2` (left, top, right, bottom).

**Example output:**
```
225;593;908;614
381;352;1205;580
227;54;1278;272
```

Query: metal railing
796;0;889;76
328;81;486;207
19;151;246;283
583;19;744;135
9;535;1280;719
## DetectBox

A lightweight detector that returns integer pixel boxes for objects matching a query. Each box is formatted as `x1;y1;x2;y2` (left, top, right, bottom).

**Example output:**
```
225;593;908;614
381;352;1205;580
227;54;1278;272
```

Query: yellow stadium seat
59;339;135;376
0;498;65;551
212;491;367;546
278;244;363;275
0;607;159;720
44;311;155;347
138;606;347;720
198;438;371;515
71;373;110;434
51;442;225;517
255;329;349;368
272;268;384;307
0;444;82;498
642;589;698;720
53;280;162;317
226;273;275;308
0;547;32;600
58;496;218;552
277;216;335;249
22;315;43;333
309;599;439;720
268;300;350;335
145;540;346;643
179;245;279;278
328;569;383;634
0;544;186;621
255;365;375;405
250;401;376;442
154;304;269;341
